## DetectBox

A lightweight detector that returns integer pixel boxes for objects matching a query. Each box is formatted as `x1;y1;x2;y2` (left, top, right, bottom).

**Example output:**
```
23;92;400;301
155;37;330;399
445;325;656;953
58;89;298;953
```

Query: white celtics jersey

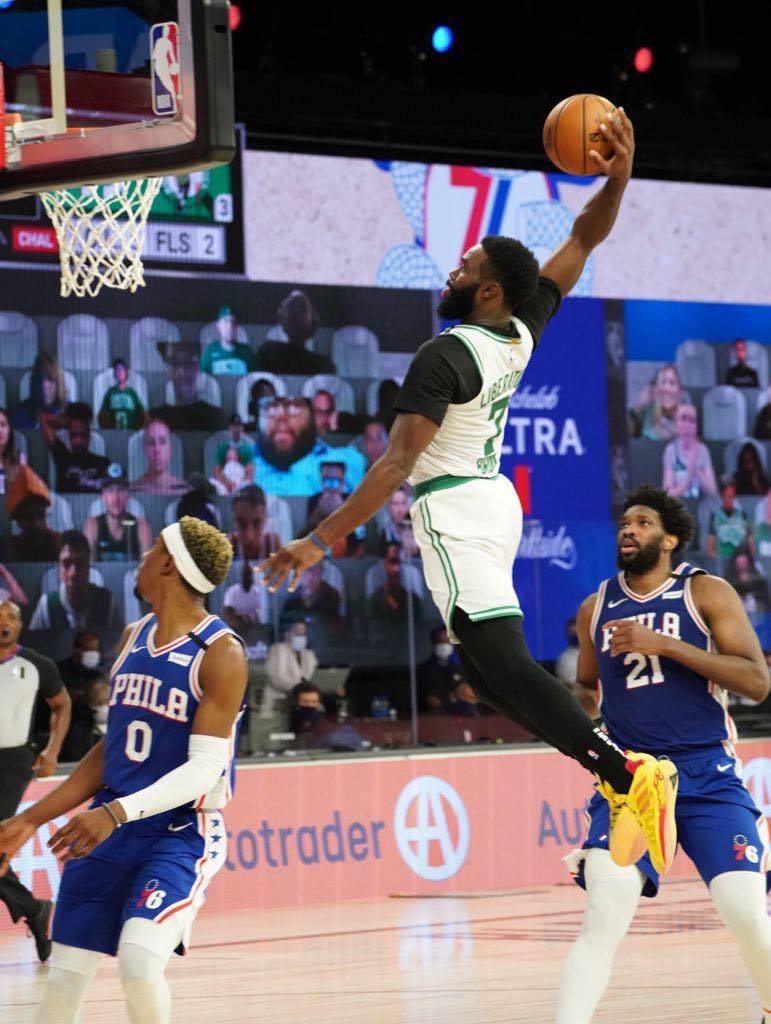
408;318;535;490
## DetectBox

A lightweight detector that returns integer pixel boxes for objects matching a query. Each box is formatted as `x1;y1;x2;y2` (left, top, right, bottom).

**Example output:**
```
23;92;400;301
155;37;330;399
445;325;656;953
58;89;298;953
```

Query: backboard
0;0;235;201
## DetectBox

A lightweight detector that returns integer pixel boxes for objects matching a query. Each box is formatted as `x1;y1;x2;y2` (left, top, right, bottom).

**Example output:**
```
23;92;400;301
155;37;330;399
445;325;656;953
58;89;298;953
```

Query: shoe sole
630;761;678;875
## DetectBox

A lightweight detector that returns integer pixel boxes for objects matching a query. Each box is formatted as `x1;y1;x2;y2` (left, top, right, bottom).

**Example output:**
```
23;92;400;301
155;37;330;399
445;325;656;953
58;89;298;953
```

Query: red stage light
634;47;654;73
230;4;242;31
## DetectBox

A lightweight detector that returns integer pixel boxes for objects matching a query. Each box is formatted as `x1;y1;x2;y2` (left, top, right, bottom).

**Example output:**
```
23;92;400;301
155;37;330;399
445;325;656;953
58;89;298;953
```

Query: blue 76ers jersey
591;563;737;756
104;613;243;811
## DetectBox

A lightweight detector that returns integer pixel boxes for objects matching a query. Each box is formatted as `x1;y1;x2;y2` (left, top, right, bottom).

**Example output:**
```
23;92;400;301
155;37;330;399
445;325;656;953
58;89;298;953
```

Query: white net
40;177;163;298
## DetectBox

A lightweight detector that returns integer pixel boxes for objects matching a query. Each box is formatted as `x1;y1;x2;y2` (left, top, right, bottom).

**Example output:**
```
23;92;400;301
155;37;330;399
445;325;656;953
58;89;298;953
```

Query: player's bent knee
49;941;104;977
710;870;769;934
119;915;183;962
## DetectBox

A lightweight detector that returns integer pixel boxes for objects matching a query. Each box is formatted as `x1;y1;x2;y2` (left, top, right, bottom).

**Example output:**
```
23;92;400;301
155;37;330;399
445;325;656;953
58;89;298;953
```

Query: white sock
556;848;645;1024
34;943;103;1024
118;940;172;1024
710;871;771;1015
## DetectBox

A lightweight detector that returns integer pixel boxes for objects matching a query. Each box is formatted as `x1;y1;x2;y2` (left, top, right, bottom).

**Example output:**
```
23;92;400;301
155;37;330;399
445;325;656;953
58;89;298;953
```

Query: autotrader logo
393;776;470;881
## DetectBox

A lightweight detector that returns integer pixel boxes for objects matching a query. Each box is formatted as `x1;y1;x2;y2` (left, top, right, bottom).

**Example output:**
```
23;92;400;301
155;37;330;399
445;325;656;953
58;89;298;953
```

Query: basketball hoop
40;177;163;298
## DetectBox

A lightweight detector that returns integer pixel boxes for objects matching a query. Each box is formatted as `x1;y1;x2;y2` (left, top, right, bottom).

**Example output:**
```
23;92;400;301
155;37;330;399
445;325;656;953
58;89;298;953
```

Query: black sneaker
25;899;53;962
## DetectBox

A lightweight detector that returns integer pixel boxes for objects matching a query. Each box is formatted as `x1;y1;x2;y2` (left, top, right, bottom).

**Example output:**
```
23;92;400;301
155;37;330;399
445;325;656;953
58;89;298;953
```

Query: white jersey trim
109;613;153;679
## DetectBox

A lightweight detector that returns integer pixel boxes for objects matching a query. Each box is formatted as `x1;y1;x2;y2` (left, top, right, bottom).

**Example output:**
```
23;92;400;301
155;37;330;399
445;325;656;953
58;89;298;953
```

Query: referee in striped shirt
0;600;71;961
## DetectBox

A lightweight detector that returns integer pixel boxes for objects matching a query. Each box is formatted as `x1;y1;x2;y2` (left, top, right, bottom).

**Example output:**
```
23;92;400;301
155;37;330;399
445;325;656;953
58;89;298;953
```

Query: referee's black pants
0;745;42;923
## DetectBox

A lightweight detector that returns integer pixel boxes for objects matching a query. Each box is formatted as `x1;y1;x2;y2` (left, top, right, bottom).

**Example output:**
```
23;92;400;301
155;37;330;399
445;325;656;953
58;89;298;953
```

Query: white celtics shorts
410;474;523;643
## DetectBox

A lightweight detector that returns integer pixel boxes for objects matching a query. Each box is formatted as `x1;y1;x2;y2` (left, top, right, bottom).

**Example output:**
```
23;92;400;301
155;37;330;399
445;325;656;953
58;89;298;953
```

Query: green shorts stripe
419;497;459;628
467;606;524;622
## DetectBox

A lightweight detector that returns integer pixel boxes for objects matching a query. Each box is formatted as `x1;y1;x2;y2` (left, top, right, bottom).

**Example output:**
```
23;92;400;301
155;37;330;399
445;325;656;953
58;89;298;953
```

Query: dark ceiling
230;1;769;185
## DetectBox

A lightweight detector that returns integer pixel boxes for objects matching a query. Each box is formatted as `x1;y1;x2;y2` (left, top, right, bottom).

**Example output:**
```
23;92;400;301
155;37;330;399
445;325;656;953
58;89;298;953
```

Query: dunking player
557;485;771;1024
259;109;677;871
0;517;246;1024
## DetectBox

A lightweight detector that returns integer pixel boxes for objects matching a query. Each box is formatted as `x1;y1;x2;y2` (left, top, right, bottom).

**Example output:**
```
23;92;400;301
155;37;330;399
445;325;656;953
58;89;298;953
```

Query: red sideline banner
4;740;771;922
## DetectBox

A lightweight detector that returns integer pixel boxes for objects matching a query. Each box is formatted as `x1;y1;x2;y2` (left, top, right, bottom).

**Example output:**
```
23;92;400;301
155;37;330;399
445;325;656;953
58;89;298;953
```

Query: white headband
161;523;216;594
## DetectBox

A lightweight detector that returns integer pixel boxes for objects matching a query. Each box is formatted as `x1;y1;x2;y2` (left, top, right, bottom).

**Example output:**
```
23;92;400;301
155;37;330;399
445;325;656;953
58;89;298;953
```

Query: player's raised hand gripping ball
543;94;621;176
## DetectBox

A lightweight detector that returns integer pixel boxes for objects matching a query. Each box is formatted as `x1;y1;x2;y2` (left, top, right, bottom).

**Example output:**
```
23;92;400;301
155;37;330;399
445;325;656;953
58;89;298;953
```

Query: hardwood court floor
1;877;765;1023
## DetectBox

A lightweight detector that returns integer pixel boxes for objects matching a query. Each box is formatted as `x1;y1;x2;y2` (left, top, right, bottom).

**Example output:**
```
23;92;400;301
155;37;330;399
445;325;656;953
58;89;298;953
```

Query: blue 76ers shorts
52;790;226;956
573;745;769;898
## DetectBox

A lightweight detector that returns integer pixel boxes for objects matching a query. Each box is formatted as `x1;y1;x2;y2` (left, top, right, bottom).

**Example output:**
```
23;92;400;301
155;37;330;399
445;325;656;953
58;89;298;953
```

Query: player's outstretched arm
574;593;602;718
0;740;106;875
540;108;634;298
606;575;770;703
258;412;439;592
47;636;248;863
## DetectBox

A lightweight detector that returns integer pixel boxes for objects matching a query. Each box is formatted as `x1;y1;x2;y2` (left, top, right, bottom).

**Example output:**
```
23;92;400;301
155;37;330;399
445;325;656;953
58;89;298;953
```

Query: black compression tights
452;607;633;793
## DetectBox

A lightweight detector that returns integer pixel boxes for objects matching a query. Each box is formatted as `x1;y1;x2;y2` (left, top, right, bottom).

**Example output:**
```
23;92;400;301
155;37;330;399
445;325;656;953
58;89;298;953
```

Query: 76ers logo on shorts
136;878;163;908
150;22;180;116
732;834;759;863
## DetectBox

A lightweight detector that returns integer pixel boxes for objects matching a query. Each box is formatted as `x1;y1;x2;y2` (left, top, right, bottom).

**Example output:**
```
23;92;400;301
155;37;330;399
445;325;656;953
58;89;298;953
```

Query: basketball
543;93;616;176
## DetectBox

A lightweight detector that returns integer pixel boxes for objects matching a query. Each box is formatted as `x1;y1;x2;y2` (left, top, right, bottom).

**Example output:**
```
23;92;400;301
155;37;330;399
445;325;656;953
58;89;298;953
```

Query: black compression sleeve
393;336;481;426
513;277;562;346
452;609;632;793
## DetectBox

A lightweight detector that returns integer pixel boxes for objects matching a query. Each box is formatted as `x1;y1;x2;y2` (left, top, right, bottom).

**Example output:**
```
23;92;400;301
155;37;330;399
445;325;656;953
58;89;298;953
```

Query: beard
437;282;479;320
616;539;663;574
258;421;316;471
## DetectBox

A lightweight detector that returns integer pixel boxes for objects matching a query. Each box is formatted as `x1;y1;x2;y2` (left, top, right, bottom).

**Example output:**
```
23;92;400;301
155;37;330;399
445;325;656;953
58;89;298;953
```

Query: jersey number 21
624;653;664;688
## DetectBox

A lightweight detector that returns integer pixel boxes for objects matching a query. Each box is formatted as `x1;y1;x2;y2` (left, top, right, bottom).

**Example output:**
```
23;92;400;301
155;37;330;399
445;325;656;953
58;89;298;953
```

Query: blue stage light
0;1;16;9
432;25;454;54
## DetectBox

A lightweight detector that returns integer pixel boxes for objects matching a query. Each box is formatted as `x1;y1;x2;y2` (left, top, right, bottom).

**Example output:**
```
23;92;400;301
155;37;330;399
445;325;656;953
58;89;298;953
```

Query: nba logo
150;22;180;116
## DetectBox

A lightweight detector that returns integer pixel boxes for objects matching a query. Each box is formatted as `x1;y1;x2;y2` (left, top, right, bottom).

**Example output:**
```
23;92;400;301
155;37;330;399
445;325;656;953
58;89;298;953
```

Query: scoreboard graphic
0;126;245;275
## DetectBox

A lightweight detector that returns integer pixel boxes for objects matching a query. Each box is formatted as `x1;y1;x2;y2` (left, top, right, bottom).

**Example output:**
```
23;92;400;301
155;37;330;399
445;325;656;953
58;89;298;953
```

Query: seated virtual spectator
301;461;366;556
151;339;227;432
262;617;318;718
446;677;491;717
554;617;580;685
728;548;770;618
707;480;754;560
200;306;257;376
288;681;326;746
253;396;365;497
725;338;760;389
283;561;344;634
12;351;69;430
662;404;717;499
6;474;60;562
84;464;152;562
41;401;110;494
30;530;121;632
732;441;769;496
245;377;278;431
753;394;771;440
212;414;256;495
629;363;685;441
256;290;335;375
416;625;458;712
312;388;339;437
754;494;771;559
175;474;219;528
61;677;110;762
0;563;28;607
57;631;103;702
380;486;411;546
362;418;388;468
97;358;146;430
222;559;269;659
368;541;424;630
229;484;282;560
374;378;401;432
0;406;22;484
130;416;189;495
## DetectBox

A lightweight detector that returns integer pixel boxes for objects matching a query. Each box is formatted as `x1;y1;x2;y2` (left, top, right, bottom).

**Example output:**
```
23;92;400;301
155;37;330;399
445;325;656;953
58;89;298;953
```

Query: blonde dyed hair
179;515;233;590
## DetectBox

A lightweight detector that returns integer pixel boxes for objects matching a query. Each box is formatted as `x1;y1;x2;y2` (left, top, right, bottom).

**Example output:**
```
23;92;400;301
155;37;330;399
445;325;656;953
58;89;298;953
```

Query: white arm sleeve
117;734;229;822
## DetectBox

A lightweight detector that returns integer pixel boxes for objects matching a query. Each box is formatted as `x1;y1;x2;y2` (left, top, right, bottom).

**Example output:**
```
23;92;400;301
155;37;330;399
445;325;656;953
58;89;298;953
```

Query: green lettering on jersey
480;369;523;407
